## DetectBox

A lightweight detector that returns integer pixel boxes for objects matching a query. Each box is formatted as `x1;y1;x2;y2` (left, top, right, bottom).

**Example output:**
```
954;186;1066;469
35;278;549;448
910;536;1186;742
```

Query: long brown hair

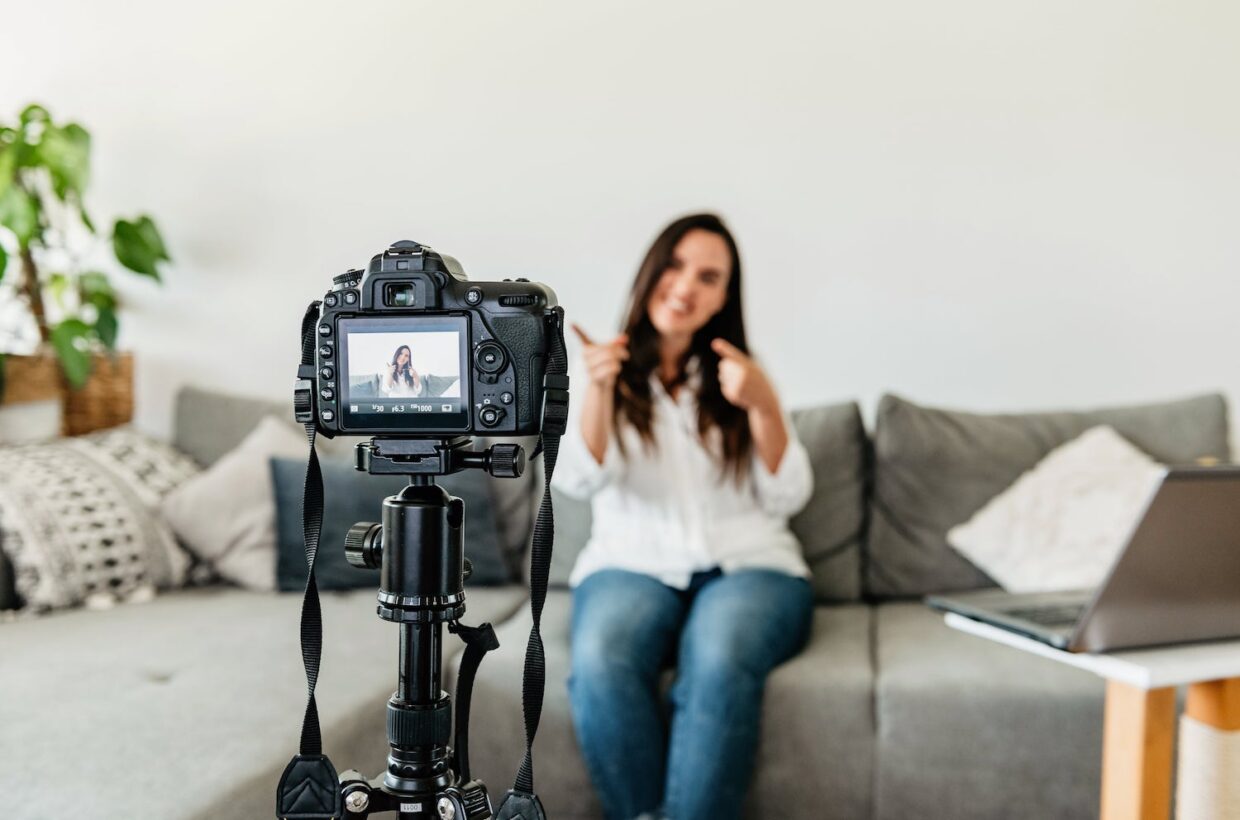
613;213;753;480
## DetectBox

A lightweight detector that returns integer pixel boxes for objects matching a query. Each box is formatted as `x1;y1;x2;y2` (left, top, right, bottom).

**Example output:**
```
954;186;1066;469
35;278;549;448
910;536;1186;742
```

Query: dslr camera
296;239;561;438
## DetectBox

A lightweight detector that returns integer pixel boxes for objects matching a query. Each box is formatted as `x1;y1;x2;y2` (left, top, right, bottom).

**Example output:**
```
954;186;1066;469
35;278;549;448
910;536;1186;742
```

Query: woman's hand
572;323;628;465
713;338;789;473
572;324;629;388
711;338;777;415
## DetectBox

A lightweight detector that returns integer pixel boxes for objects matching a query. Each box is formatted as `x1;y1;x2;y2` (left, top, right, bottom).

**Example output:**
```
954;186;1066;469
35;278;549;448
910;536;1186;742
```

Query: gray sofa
0;387;1229;820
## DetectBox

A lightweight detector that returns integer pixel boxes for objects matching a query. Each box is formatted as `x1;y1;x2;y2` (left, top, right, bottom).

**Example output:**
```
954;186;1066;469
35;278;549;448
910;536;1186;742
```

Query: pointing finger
711;337;747;361
571;323;596;347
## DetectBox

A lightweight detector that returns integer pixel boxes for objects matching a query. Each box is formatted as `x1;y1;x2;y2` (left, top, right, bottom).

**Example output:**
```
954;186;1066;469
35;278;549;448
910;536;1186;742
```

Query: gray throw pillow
866;392;1231;599
271;457;512;590
789;402;868;603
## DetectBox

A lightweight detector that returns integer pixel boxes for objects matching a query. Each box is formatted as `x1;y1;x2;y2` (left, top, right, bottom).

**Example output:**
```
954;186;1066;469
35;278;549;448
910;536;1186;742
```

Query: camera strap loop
277;301;343;820
449;620;500;782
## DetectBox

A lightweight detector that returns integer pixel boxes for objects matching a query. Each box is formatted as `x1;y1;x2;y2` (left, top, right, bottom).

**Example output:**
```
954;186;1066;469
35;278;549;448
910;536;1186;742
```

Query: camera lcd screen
338;315;470;432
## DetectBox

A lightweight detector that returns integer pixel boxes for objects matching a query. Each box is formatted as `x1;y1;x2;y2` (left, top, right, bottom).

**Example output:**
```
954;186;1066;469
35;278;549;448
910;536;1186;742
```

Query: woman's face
645;229;731;340
397;348;410;367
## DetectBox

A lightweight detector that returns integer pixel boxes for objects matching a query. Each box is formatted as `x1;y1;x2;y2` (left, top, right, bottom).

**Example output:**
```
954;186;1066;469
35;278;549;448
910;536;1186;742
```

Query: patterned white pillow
947;426;1167;593
0;427;200;613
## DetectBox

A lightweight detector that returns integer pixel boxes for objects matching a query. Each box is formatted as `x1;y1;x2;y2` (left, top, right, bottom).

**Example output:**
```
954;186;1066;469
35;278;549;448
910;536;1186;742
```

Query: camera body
297;240;560;438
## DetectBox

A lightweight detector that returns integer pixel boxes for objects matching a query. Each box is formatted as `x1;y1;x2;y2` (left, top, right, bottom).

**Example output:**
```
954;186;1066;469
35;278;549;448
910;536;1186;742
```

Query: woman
382;344;423;397
555;213;814;820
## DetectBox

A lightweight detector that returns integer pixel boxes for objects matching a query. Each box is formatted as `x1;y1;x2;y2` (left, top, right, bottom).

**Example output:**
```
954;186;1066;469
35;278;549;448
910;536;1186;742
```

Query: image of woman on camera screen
380;344;459;398
555;213;813;820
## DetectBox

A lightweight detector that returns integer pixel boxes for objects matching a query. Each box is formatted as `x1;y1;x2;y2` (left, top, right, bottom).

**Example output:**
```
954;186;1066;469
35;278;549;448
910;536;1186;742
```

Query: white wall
3;0;1238;441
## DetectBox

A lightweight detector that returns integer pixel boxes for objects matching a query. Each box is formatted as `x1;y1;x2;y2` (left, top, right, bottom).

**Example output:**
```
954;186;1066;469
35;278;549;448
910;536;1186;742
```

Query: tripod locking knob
488;443;525;478
345;522;382;569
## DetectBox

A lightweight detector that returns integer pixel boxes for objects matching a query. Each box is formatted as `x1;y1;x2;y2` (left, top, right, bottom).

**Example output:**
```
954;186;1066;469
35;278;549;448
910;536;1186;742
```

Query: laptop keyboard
1002;604;1086;626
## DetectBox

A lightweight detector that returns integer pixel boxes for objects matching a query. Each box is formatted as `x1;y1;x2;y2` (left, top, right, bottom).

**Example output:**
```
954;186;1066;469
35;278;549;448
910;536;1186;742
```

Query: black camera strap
278;301;344;820
494;306;568;820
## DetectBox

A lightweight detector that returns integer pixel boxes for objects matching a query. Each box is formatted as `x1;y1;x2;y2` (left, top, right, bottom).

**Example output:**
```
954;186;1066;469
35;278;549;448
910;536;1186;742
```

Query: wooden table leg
1100;681;1177;820
1185;677;1240;730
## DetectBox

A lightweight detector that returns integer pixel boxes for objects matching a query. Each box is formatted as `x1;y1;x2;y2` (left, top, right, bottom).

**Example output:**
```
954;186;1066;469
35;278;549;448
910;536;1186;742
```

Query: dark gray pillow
866;392;1231;599
789;402;868;603
0;535;17;610
546;400;870;603
271;457;512;591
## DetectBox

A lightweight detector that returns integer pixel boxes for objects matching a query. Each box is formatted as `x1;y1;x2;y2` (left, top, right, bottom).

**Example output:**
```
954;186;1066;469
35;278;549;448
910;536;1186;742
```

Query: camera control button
465;287;483;306
479;405;505;427
474;342;506;374
320;387;335;401
318;344;333;359
318;324;332;337
320;366;334;380
324;293;339;308
321;409;335;422
344;290;358;305
500;392;513;405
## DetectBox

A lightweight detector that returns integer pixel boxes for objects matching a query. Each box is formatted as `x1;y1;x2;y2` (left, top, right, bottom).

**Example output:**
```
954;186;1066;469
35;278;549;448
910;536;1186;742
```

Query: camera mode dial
332;269;363;288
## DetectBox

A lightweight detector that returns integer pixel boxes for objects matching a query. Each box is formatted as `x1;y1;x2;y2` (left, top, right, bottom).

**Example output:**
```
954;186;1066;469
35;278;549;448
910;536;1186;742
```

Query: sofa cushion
546;400;869;603
444;593;875;820
0;583;528;820
866;392;1231;598
788;402;868;602
874;602;1106;820
0;427;200;612
172;385;539;582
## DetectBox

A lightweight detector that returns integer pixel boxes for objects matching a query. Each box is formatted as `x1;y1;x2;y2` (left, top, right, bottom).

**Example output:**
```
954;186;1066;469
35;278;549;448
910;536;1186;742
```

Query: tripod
334;436;526;820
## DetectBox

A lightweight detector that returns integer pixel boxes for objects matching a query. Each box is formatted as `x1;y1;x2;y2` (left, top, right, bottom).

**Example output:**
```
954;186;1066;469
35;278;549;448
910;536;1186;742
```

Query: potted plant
0;103;170;435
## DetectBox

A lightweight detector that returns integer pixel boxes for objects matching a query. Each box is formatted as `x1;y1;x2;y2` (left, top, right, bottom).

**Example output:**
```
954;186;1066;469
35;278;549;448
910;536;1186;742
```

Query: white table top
944;613;1240;689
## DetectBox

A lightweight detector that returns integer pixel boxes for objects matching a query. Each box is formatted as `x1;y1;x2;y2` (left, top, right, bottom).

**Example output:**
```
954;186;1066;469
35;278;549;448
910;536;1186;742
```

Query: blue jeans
568;568;813;820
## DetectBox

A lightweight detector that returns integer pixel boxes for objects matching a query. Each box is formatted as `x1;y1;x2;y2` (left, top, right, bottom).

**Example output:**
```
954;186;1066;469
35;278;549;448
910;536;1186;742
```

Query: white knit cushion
947;425;1167;593
161;416;306;590
0;427;200;613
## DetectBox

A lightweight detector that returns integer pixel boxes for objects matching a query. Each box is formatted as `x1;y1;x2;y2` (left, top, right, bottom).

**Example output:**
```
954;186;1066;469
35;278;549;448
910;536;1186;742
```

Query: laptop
926;466;1240;653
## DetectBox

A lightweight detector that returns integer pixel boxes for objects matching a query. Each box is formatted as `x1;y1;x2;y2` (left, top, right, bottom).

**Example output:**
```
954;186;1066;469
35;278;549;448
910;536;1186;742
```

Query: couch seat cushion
446;591;875;820
0;584;527;820
874;602;1105;820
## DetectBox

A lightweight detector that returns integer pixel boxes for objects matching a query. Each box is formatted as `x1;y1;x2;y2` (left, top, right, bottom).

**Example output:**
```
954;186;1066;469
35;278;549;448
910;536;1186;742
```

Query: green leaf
48;271;71;308
112;215;170;279
50;318;93;388
79;202;95;233
79;270;117;311
0;243;7;284
19;104;50;126
0;184;38;246
95;307;118;349
0;142;15;201
37;122;91;200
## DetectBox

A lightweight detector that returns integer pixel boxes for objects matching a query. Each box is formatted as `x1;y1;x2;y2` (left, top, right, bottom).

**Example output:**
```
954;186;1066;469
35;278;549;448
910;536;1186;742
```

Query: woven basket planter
1;351;134;436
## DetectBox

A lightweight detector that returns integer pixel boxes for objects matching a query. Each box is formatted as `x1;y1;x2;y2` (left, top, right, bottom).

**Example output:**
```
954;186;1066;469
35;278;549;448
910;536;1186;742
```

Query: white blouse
553;359;814;589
